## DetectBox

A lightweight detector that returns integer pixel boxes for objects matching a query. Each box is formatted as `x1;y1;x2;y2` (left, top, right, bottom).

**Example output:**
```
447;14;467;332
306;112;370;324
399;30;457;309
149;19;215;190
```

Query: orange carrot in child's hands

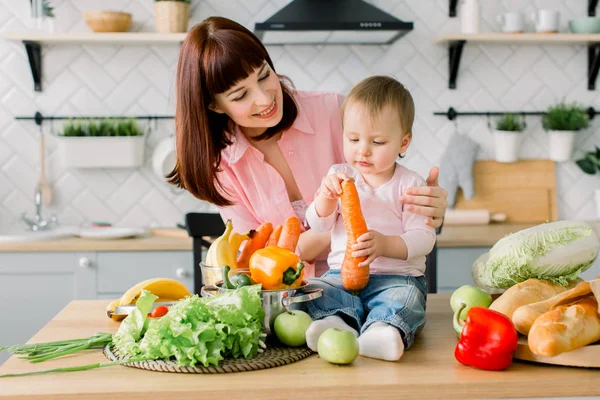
267;225;283;247
236;222;273;270
340;180;370;291
277;216;302;252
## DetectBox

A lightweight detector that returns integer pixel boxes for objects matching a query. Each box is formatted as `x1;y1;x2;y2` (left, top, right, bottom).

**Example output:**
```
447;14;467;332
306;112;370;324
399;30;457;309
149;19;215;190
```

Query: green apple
317;328;359;365
450;285;493;321
274;310;313;347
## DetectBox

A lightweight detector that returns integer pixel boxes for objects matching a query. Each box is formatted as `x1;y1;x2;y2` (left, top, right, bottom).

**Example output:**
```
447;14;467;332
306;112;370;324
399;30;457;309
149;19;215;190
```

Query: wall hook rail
433;107;597;121
15;112;175;123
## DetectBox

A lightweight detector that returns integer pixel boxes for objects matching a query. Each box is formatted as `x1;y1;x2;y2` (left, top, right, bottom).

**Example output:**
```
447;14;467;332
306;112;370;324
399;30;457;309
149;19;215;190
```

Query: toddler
300;76;436;361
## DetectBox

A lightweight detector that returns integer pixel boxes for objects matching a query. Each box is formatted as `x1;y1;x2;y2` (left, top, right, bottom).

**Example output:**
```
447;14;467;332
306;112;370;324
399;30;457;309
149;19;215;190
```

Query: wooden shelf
2;32;186;92
435;32;600;44
3;32;187;44
434;33;600;90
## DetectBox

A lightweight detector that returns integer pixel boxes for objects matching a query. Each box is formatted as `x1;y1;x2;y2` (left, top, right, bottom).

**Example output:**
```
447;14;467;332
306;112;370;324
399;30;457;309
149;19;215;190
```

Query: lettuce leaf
113;285;265;367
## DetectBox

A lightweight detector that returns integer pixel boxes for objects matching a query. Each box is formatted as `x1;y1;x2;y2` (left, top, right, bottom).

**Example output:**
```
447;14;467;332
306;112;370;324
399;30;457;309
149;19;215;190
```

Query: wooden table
1;295;599;399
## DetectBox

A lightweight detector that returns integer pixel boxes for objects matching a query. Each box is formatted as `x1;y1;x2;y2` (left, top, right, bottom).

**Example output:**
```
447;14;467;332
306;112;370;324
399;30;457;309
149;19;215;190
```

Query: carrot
236;222;273;270
277;216;302;252
267;225;283;247
340;180;370;291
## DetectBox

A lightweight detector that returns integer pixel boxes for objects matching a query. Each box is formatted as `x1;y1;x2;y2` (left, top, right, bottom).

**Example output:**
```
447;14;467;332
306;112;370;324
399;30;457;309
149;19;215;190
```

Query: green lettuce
113;285;265;367
476;220;600;289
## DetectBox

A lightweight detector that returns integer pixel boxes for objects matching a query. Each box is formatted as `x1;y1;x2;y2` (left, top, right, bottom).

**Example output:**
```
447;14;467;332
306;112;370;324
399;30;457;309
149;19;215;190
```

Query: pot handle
281;288;323;307
200;285;219;298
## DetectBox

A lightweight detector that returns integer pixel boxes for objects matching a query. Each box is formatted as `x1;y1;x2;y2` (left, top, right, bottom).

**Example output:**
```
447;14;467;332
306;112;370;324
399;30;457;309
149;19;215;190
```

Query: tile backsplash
1;0;599;231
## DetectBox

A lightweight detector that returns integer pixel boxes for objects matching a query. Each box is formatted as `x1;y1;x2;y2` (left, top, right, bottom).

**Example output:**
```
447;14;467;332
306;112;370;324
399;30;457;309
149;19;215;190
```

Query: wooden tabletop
1;295;599;399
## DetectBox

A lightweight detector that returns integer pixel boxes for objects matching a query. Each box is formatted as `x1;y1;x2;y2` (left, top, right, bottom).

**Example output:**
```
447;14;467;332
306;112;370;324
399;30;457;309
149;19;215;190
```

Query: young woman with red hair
168;17;448;277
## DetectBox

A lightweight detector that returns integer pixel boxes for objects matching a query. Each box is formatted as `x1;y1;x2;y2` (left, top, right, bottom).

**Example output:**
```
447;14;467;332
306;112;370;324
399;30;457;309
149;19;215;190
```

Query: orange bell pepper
249;246;305;290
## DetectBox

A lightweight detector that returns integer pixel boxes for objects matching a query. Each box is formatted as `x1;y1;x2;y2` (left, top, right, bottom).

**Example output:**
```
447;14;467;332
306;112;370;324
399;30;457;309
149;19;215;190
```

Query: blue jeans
304;270;427;349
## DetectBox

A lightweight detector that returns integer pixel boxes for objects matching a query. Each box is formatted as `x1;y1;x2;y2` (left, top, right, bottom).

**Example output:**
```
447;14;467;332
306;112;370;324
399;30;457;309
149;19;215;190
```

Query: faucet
21;187;58;231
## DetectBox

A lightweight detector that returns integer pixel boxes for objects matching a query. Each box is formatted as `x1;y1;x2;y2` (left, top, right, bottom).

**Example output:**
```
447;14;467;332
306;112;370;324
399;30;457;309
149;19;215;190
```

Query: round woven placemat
103;344;314;374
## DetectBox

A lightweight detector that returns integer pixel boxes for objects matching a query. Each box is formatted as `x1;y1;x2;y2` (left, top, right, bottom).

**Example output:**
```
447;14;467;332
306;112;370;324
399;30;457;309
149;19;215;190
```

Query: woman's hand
401;167;448;229
351;230;385;267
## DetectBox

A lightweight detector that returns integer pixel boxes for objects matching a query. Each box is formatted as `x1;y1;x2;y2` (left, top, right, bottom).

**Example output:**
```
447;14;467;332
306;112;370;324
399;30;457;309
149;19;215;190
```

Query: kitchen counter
0;228;192;252
1;295;599;399
1;221;599;252
437;220;600;248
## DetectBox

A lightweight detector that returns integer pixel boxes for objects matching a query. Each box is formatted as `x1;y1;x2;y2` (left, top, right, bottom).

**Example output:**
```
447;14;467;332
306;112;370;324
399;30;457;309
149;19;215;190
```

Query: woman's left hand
401;166;448;229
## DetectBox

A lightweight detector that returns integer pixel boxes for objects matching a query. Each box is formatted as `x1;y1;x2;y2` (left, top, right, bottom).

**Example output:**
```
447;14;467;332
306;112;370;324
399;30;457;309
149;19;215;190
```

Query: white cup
497;12;525;33
531;9;560;33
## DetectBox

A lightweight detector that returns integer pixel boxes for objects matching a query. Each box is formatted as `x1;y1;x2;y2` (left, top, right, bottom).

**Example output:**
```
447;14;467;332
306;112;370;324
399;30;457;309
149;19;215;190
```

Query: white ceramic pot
595;188;600;220
57;135;145;168
493;130;521;163
547;130;576;162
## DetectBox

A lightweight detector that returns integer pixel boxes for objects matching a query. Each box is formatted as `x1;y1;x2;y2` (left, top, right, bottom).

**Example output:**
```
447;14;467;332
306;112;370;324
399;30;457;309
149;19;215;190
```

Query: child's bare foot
305;315;358;351
358;322;404;361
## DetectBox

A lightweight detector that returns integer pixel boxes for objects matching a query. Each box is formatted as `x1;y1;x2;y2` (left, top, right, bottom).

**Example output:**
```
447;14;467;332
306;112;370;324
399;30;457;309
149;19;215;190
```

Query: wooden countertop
0;228;193;252
436;220;600;248
1;295;599;399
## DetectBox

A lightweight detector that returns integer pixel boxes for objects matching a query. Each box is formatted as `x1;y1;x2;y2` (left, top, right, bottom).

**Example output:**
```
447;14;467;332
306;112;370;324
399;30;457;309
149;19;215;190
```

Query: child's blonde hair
341;75;415;137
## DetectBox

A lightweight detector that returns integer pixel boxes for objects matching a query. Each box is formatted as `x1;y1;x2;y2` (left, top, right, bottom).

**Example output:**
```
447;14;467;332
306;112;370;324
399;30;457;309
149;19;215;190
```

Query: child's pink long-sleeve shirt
305;163;436;277
217;91;345;232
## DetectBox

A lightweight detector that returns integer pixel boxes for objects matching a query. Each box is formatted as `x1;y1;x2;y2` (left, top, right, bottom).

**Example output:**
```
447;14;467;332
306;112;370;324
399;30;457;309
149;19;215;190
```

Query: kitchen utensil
514;337;600;368
531;9;560;33
460;0;480;34
201;281;323;336
152;136;176;182
77;227;147;240
38;125;52;205
111;301;176;317
497;12;525;33
444;209;507;225
84;11;132;33
453;160;557;223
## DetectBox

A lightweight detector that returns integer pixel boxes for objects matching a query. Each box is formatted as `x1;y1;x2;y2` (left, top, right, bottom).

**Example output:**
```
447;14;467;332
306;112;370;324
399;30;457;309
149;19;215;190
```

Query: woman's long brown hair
166;17;297;206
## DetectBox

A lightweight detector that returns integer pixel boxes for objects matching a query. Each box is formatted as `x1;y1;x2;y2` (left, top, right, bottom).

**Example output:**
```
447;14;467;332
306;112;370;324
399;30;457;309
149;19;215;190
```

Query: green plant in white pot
56;118;145;168
154;0;190;33
492;113;524;163
542;102;589;162
575;146;600;219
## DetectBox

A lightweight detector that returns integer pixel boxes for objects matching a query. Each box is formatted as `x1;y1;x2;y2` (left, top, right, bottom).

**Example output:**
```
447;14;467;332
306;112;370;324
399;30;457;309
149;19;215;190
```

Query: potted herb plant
56;118;145;168
542;102;589;162
492;113;524;163
154;0;190;33
575;146;600;219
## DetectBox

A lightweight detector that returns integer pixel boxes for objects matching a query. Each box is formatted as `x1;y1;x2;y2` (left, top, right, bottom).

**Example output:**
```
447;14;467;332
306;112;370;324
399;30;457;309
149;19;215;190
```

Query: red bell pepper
454;304;518;371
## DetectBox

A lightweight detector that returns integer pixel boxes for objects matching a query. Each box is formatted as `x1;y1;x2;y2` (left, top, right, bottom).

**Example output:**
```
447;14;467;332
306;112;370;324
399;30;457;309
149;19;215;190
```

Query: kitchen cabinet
0;250;192;364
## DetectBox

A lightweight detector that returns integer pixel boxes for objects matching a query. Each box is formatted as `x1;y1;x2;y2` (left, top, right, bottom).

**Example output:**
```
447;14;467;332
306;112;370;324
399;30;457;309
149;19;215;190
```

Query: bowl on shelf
568;17;600;34
84;11;132;33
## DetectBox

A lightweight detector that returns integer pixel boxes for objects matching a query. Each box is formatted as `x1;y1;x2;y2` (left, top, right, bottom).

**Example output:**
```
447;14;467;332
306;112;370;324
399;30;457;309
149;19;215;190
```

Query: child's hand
318;173;351;200
351;230;385;267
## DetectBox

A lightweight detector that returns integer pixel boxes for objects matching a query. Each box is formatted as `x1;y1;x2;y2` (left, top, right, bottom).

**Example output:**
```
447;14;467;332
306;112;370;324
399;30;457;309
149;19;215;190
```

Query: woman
168;17;448;276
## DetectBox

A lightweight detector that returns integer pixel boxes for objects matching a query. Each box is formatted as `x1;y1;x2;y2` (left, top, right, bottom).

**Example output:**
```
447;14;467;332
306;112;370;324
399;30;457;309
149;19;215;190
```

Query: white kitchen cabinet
437;247;490;293
0;250;193;364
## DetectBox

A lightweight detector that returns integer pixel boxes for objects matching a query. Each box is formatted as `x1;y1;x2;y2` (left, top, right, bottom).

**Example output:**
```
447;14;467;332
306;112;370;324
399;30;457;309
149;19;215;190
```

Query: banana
105;278;192;321
228;229;255;262
204;219;236;268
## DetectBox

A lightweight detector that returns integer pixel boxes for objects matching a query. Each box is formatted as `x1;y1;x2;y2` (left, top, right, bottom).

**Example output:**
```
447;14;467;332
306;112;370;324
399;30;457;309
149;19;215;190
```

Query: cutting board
514;337;600;368
453;160;557;223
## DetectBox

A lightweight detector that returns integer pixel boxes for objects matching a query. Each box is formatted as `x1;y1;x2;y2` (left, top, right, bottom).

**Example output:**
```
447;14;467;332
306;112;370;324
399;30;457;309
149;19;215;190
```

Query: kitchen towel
439;134;479;208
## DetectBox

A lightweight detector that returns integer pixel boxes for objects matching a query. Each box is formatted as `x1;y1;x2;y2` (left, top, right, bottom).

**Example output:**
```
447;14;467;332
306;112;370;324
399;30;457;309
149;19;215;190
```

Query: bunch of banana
204;220;254;270
106;278;192;321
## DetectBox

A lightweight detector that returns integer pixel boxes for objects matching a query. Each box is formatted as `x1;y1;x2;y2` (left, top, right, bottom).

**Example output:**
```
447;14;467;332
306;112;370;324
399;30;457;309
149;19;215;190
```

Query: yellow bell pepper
249;246;304;290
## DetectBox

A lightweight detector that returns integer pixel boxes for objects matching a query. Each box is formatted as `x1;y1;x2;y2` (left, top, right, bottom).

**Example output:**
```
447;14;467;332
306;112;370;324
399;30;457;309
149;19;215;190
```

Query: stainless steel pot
201;281;322;336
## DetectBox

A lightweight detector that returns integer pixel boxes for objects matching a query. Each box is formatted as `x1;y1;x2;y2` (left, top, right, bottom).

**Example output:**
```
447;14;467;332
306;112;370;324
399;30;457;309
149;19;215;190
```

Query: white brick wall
0;0;599;231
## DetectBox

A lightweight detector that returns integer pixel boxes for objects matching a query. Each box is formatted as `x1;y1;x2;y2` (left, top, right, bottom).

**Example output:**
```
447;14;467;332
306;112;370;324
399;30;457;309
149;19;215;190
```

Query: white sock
305;315;359;352
358;322;404;361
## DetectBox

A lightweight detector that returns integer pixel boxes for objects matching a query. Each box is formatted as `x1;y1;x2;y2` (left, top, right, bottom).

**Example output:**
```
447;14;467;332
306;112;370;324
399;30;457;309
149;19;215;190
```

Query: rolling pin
444;209;507;225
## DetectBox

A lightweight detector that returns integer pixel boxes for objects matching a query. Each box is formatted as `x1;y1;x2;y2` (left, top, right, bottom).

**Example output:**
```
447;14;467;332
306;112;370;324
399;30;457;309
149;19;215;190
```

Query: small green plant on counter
575;146;600;175
59;118;143;137
495;113;525;132
542;102;589;131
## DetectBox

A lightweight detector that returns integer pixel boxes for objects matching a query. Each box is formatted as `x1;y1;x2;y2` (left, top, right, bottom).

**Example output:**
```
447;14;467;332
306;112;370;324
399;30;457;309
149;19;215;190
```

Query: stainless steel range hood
254;0;414;45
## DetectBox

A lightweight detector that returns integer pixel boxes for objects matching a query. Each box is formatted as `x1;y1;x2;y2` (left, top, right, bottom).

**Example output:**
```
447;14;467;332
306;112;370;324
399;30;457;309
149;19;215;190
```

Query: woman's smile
254;100;277;119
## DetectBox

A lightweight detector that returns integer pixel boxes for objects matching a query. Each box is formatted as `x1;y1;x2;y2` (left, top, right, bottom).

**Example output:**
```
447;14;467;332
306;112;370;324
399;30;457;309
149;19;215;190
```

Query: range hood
254;0;414;45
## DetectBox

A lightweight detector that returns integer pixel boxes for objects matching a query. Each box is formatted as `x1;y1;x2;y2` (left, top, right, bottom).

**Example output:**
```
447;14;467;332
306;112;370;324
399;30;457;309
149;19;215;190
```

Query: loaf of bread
489;278;575;320
528;296;600;357
512;280;592;335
